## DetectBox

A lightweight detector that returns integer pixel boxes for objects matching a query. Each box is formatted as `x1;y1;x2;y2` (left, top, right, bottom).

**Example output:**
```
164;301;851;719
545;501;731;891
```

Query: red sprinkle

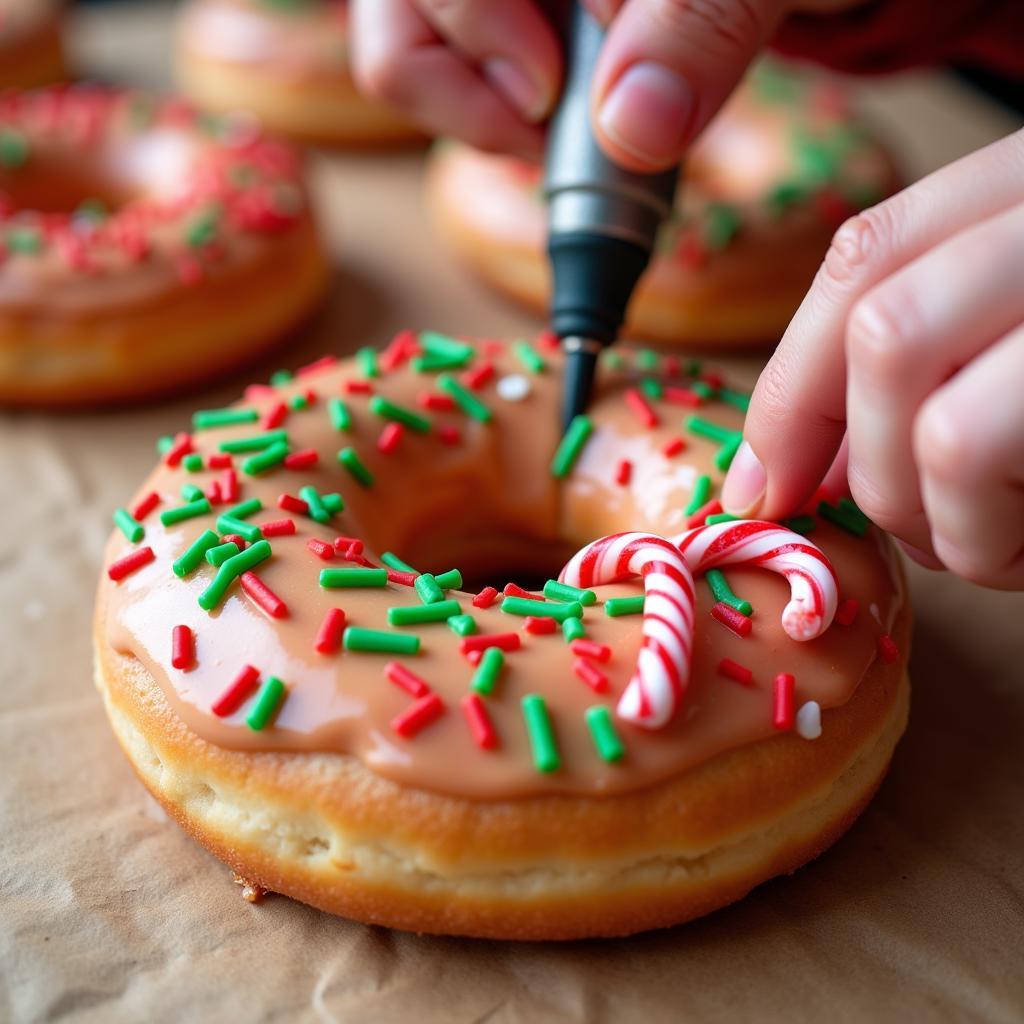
523;616;557;635
108;546;155;581
573;657;609;693
711;601;752;637
717;658;753;686
570;639;611;663
472;586;498;609
206;481;223;505
239;571;288;619
171;625;194;670
418;392;455;412
536;328;561;352
386;569;418;588
392;693;445;738
207;453;233;470
773;673;795;729
221;468;239;504
164;432;193;468
663;386;702;408
380;329;418;371
378;422;404;454
460;633;521;656
616;459;632;486
384;661;430;698
877;634;899;664
314;608;347;654
504;582;541;601
262;401;288;430
131;491;160;521
835;598;859;626
222;534;246;549
662;436;686;458
284;448;319;470
437;424;461;446
334;535;362;556
259;518;295;537
461;693;499;750
687;498;723;529
663;356;681;378
307;537;334;560
278;493;309;514
462;361;494;390
211;664;260;717
343;380;373;395
702;372;724;390
297;354;337;377
624;387;658;428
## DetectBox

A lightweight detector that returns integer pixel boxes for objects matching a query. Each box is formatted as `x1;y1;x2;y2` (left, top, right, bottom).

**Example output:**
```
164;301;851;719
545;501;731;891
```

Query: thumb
590;0;789;172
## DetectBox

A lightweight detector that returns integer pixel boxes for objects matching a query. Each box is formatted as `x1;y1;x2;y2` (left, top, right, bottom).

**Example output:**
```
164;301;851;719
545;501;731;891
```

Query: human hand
349;0;853;165
721;129;1024;589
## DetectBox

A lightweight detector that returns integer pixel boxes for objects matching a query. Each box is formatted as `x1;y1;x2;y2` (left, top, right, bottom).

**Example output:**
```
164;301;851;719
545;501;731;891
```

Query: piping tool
545;2;680;429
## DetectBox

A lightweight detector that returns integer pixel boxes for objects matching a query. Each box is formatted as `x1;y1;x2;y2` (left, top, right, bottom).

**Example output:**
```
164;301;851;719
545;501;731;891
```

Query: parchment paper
2;5;1023;1021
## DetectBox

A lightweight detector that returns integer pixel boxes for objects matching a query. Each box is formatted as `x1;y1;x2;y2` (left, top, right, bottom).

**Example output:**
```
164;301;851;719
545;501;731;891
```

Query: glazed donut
428;63;900;347
94;331;910;939
175;0;422;146
0;0;65;89
0;86;328;406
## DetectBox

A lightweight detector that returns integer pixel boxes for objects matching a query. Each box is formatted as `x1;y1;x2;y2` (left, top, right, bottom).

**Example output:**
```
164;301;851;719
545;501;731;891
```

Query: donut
0;86;328;406
428;63;900;347
94;330;910;939
175;0;422;146
0;0;65;89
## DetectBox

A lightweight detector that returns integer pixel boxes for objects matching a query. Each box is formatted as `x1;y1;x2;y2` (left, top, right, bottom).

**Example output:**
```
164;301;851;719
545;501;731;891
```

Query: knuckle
913;395;979;485
820;205;892;295
846;289;921;385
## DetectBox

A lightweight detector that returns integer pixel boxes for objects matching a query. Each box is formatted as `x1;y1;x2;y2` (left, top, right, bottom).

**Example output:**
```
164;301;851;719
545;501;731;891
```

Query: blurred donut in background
0;0;66;88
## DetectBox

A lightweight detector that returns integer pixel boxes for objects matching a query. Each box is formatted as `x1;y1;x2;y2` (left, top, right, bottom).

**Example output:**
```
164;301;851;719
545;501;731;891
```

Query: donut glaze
0;86;328;405
175;0;422;146
428;62;900;347
0;0;65;89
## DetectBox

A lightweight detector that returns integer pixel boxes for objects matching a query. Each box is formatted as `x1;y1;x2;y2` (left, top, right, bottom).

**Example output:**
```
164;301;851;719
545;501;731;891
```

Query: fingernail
484;57;549;123
721;441;767;516
597;61;693;167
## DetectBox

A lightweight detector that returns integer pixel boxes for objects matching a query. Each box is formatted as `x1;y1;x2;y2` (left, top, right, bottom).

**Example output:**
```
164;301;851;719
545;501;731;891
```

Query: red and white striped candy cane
560;533;695;729
670;520;838;640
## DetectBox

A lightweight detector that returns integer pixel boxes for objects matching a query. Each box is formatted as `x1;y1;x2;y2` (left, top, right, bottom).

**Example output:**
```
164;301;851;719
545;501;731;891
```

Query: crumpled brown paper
2;7;1023;1020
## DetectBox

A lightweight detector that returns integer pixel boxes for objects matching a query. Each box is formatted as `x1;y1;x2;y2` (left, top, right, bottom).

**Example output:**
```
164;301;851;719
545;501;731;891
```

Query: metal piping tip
560;335;605;431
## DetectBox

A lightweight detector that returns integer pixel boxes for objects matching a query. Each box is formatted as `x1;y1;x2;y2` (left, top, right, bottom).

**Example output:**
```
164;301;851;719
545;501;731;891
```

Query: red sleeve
771;0;1024;79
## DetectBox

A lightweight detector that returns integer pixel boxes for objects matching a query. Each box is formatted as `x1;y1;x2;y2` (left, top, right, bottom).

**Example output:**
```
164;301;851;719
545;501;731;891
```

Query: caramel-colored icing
99;339;904;800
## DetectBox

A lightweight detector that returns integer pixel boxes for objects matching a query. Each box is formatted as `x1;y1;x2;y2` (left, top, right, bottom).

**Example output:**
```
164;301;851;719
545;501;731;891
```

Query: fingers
590;0;789;172
724;127;1024;520
913;325;1024;589
350;0;555;157
844;199;1024;553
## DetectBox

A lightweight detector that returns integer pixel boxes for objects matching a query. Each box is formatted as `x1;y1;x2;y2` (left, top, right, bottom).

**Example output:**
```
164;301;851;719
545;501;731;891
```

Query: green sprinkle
685;475;712;516
686;416;735;443
160;498;211;527
434;568;463;591
388;599;461;626
181;483;205;502
328;398;352;432
298;485;331;523
356;346;379;379
412;351;472;373
343;627;420;655
246;676;285;731
289;393;308;411
113;507;144;543
839;497;868;521
198;540;271;610
551;415;593;478
6;228;41;254
218;430;288;453
784;515;817;535
269;369;293;387
242;440;290;475
635;349;659;371
690;380;716;400
602;351;625;370
185;207;220;249
639;377;663;400
322;493;344;514
765;181;809;217
414;573;445;604
225;498;263;520
419;331;474;363
688;359;703;377
562;616;586;642
501;596;582;622
706;512;739;525
585;706;625;763
818;500;869;537
438;373;492;423
156;435;174;454
513;339;546;374
381;551;417;573
369;395;431;433
447;613;477;637
706;569;752;616
522;695;559;773
337;447;374;487
205;541;240;566
543;579;596;606
320;567;388;588
471;646;504;696
605;596;644;617
0;129;29;168
715;434;743;471
182;453;204;473
192;407;260;431
215;515;263;543
703;202;742;250
172;529;220;578
719;387;751;413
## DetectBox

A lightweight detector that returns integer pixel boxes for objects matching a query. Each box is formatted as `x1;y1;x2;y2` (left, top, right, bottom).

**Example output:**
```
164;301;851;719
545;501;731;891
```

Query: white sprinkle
497;374;531;402
796;701;822;740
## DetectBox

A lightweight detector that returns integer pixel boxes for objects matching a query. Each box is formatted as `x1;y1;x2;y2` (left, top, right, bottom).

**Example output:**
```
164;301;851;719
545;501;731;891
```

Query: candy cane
560;533;695;730
669;520;838;641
